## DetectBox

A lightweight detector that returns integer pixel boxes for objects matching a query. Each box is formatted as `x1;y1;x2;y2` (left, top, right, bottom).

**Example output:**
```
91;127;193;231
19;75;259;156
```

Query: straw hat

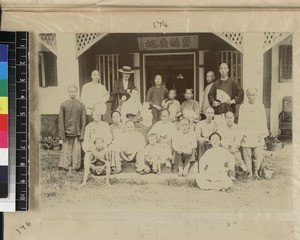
118;66;134;74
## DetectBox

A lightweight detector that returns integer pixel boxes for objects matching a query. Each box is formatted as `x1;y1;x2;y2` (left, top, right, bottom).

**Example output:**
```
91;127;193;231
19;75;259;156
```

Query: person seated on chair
110;120;146;173
195;107;217;160
148;109;177;146
120;88;142;124
172;118;197;177
218;111;249;177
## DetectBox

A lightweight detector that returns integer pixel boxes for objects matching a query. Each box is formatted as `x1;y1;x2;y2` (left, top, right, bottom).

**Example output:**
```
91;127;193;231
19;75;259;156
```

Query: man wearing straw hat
111;66;136;111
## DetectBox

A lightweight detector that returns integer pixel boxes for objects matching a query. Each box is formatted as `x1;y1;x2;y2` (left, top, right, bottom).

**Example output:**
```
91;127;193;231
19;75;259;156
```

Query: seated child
143;133;161;174
162;89;181;122
143;134;173;175
172;118;197;177
196;132;235;192
79;138;111;188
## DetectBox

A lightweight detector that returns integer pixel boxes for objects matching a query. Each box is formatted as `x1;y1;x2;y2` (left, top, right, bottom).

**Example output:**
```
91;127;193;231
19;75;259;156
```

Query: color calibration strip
0;44;9;199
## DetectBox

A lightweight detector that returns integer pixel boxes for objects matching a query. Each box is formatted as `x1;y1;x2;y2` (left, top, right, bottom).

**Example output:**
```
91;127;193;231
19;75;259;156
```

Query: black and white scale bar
15;32;29;211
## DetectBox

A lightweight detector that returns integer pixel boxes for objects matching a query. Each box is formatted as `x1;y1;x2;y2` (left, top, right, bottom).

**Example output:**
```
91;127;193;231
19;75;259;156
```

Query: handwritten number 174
153;20;168;28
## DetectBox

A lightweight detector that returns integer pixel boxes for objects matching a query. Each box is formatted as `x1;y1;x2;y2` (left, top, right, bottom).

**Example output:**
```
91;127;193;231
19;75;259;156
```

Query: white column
198;51;205;105
242;33;264;103
56;33;80;99
131;53;141;100
270;45;280;136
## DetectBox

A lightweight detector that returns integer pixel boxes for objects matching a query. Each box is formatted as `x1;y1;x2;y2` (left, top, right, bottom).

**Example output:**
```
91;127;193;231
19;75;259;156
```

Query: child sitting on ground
172;118;197;177
162;89;181;122
79;137;111;188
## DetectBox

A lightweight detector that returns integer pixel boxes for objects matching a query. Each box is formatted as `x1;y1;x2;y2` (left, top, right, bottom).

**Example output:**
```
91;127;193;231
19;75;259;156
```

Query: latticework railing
38;33;57;55
215;32;243;52
76;33;107;57
264;32;292;52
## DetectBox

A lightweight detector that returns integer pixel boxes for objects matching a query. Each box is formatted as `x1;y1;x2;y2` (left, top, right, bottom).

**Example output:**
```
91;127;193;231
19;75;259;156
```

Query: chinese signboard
137;35;198;51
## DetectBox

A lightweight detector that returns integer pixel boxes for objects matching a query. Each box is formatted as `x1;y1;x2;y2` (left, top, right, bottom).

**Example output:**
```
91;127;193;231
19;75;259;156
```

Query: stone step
121;162;199;174
93;171;198;186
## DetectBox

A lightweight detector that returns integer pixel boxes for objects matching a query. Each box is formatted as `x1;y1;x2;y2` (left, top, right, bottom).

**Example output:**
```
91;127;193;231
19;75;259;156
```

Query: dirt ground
40;142;292;213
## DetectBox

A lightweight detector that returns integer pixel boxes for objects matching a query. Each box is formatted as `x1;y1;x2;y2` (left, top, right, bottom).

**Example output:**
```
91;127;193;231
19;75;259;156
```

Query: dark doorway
144;54;195;103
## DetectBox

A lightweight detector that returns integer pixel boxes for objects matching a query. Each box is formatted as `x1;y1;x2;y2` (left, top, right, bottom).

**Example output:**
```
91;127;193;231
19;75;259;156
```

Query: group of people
58;63;269;191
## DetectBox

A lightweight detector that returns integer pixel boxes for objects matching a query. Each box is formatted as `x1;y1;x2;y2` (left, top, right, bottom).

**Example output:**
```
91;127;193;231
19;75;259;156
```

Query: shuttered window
38;51;58;87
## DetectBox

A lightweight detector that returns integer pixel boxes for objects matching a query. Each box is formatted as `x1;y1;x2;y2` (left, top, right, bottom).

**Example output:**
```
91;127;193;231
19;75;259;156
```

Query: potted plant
40;136;62;151
265;134;284;151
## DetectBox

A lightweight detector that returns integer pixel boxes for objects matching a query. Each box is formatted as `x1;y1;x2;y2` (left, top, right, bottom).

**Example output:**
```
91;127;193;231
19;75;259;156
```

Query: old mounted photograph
38;32;293;212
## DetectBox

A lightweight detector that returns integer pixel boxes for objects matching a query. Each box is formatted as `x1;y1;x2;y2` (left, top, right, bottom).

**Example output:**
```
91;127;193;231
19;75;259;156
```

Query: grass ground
40;142;292;212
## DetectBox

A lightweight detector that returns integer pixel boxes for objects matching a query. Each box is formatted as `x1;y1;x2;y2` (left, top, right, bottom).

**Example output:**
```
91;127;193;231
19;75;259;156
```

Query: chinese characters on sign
137;35;199;51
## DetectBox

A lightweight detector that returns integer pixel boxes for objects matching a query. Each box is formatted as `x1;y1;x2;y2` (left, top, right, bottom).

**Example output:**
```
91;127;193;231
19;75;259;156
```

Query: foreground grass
40;146;292;212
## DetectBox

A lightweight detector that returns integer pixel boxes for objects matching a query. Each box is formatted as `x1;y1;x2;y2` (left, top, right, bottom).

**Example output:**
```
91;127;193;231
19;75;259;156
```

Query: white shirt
218;123;242;149
172;129;197;153
123;79;129;90
238;102;269;147
80;82;109;115
149;121;177;139
82;121;112;152
121;98;142;123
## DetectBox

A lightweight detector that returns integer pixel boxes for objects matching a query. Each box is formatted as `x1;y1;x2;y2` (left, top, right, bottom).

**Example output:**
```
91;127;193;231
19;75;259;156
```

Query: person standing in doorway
201;71;215;114
208;63;244;127
146;74;169;124
80;70;110;124
111;66;136;111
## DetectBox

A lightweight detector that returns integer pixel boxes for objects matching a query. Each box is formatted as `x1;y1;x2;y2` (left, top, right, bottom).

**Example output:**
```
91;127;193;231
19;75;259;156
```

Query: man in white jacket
80;70;110;123
238;88;269;179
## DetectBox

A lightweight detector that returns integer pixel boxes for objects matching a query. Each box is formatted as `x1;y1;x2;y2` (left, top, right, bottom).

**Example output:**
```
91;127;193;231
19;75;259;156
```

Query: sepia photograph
38;32;293;212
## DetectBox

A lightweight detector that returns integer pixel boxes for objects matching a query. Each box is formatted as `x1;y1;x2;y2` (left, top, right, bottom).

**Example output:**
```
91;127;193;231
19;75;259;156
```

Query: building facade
38;32;293;138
